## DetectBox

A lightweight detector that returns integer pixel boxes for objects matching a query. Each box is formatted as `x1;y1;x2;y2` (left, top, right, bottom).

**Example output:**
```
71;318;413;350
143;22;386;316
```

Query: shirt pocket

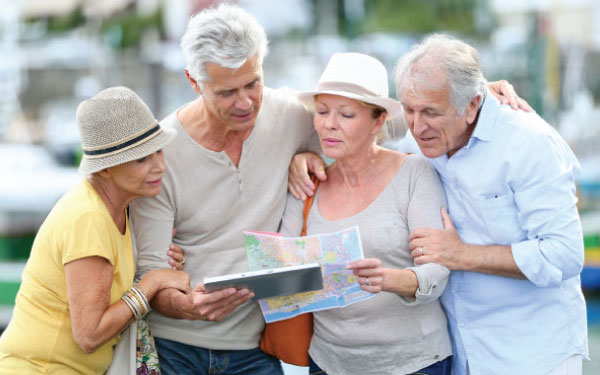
478;192;523;245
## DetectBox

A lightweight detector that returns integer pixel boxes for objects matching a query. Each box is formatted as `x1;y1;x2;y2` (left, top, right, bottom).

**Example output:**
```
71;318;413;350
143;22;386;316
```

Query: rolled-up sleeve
511;134;584;287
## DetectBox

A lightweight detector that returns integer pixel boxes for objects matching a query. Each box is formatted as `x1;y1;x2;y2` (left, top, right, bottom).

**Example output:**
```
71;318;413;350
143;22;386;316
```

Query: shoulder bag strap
301;175;320;236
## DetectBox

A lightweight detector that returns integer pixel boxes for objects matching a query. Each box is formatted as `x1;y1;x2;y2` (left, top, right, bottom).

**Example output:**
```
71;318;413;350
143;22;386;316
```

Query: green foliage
101;8;164;49
361;0;479;34
26;6;86;33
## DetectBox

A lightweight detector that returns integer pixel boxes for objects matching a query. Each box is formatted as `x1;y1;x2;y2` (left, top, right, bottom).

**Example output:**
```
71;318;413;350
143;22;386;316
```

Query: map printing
244;226;373;322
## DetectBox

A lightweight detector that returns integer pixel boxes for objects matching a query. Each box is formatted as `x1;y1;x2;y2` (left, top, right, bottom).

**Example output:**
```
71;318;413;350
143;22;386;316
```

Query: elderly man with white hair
395;34;588;375
129;4;318;374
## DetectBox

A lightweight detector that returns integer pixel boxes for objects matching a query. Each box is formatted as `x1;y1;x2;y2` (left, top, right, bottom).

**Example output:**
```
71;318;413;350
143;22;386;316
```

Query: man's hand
409;207;467;270
172;283;254;322
288;152;327;200
487;80;534;112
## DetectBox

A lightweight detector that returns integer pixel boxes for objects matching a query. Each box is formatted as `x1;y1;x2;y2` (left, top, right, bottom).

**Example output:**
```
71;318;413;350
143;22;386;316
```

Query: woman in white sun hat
280;53;452;375
0;86;191;374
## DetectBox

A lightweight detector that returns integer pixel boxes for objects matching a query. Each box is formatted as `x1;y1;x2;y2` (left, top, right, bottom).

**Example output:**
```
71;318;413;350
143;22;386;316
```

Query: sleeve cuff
511;239;562;287
398;264;449;306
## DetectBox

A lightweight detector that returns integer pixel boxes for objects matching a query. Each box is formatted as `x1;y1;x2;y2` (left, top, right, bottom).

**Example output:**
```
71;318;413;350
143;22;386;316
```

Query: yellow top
0;179;135;374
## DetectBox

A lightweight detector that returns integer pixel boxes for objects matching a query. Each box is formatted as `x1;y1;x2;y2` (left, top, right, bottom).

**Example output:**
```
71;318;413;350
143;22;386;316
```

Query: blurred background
0;0;599;373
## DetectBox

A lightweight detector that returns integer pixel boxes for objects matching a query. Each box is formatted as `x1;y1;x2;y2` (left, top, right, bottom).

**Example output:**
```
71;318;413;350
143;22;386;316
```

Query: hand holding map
244;226;373;323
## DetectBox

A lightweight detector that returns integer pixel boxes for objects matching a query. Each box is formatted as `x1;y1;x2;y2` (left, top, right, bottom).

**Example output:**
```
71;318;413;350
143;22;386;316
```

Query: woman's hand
347;258;385;293
288;152;327;200
168;243;185;270
487;80;533;112
347;258;419;297
139;268;191;299
167;227;185;270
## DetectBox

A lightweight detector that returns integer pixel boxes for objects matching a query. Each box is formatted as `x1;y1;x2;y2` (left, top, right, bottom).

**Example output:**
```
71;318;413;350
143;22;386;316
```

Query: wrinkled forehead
398;78;453;111
204;55;263;89
400;64;448;99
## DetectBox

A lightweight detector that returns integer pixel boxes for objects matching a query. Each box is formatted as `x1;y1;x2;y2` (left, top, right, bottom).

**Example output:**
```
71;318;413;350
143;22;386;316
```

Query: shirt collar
431;88;500;163
468;88;500;145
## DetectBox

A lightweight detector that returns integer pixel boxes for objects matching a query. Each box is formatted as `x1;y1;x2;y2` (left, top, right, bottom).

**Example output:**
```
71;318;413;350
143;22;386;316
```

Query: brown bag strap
301;175;320;236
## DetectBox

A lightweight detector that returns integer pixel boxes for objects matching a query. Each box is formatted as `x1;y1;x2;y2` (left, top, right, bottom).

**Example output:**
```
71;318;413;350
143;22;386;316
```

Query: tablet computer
203;263;323;300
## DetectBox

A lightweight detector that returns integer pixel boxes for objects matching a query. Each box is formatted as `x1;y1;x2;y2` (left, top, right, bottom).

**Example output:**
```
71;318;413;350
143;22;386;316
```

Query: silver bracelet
121;293;142;320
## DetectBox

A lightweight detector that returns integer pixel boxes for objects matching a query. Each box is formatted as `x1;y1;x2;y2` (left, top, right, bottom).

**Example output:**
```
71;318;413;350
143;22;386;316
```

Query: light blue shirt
397;90;588;374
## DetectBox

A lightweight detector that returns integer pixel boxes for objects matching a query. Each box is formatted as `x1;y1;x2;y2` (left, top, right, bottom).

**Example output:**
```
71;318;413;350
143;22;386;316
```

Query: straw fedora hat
297;52;403;120
76;86;176;175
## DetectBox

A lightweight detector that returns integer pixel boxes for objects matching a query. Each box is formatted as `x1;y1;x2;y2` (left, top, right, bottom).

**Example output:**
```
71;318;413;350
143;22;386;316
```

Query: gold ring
181;256;186;265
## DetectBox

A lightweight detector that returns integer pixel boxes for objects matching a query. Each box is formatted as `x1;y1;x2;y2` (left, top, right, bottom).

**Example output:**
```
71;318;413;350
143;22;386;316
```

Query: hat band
316;81;382;98
82;123;162;159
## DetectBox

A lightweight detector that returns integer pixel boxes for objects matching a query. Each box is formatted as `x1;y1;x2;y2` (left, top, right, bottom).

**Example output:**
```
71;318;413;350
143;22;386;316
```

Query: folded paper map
244;226;373;323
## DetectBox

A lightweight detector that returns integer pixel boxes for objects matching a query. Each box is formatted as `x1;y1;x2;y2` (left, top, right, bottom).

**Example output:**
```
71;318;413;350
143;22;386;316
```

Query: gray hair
394;34;487;114
181;4;269;83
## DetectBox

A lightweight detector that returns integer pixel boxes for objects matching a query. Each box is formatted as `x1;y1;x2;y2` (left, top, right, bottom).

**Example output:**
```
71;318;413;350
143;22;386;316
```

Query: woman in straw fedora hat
0;86;191;374
280;53;452;374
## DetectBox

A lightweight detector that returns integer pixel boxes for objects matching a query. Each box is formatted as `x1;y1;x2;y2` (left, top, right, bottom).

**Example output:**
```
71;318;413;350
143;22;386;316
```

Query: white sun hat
76;86;176;175
297;52;403;120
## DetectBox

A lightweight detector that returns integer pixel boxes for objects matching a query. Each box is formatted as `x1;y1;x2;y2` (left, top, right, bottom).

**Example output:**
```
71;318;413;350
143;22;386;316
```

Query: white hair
394;34;487;114
180;4;269;83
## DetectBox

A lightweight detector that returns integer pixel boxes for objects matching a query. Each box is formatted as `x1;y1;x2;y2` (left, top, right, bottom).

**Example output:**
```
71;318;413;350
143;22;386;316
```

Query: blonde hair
356;100;389;143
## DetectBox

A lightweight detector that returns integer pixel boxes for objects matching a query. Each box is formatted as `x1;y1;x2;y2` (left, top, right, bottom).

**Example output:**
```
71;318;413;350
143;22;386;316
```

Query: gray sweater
130;87;317;349
280;154;452;375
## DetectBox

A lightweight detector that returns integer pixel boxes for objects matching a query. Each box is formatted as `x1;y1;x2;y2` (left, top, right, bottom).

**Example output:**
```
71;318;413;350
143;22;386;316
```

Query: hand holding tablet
203;263;323;300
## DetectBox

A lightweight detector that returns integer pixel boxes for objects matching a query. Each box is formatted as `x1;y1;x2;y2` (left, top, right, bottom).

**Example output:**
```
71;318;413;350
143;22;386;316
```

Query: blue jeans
154;337;283;375
309;356;452;375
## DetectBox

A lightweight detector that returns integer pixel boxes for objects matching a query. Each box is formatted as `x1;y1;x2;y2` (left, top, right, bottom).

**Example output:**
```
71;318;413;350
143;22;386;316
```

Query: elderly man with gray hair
394;34;588;374
129;4;318;374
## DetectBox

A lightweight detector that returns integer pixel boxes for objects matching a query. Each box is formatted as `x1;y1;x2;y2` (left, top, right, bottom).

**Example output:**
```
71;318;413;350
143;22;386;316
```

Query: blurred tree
360;0;483;35
26;6;86;33
101;6;164;50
